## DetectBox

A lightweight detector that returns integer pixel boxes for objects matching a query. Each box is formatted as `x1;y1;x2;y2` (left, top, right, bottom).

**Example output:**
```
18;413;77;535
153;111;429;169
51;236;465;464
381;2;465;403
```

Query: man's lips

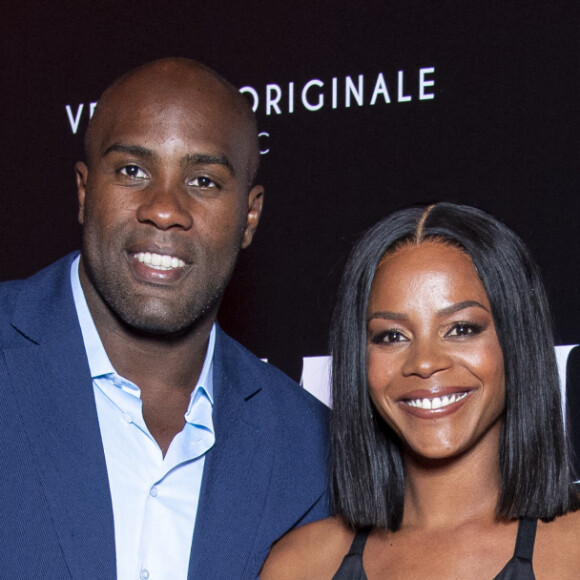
127;249;191;284
134;251;186;271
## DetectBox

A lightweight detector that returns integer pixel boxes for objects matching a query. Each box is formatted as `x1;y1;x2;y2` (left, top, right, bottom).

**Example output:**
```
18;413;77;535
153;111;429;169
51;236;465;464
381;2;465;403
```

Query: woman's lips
397;387;475;418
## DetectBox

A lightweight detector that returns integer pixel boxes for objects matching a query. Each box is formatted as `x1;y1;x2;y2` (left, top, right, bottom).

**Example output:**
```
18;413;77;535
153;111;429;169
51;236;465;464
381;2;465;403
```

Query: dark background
2;1;579;424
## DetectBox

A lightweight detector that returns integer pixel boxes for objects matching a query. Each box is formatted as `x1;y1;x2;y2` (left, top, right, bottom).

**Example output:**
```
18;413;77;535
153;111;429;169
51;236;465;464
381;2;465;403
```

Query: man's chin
116;312;193;337
113;299;218;338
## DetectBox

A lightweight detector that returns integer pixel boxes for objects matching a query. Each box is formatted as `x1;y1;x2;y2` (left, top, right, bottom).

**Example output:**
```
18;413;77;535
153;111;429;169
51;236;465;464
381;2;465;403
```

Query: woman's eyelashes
368;320;486;345
369;328;409;345
445;321;485;338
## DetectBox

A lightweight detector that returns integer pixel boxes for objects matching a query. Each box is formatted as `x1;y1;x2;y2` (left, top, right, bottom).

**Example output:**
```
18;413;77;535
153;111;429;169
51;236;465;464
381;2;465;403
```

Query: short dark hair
330;202;578;530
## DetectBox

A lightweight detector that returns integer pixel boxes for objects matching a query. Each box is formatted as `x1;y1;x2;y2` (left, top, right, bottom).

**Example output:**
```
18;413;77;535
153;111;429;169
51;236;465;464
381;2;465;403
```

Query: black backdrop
3;1;580;460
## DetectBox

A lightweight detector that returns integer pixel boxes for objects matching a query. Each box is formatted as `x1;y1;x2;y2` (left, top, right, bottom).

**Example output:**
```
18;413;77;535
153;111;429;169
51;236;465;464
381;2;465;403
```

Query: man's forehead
84;59;259;179
95;99;249;155
99;60;245;120
102;85;237;127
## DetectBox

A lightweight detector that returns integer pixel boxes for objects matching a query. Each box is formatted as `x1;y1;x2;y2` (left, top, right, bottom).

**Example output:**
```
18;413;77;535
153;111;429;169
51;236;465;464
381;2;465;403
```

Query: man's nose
136;181;194;230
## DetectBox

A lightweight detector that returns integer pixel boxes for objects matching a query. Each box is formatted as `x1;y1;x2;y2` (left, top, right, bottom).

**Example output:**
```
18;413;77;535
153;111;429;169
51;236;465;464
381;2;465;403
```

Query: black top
332;518;537;579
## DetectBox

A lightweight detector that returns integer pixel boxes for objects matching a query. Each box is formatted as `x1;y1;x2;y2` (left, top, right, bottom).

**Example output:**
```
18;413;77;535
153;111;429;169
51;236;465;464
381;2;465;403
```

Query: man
0;58;329;579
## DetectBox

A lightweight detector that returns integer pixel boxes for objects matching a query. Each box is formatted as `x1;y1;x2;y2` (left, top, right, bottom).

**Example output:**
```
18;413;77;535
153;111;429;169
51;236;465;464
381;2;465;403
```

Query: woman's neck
401;420;503;531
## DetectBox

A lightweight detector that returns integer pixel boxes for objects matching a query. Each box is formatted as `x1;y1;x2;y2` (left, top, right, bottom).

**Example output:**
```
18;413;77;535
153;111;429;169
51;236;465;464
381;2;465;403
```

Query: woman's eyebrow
437;300;489;317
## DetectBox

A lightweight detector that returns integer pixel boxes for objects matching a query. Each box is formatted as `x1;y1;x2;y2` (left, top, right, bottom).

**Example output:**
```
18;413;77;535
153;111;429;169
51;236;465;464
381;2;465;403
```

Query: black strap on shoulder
347;527;372;556
331;528;372;580
513;518;537;561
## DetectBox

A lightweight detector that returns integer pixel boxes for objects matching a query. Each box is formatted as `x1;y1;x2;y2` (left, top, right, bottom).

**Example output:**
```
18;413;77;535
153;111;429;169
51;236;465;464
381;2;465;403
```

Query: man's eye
120;165;147;179
190;176;217;188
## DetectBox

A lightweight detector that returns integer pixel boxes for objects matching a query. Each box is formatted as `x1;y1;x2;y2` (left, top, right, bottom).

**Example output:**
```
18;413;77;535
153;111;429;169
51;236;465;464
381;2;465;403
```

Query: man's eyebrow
102;143;157;160
368;301;489;322
181;153;235;176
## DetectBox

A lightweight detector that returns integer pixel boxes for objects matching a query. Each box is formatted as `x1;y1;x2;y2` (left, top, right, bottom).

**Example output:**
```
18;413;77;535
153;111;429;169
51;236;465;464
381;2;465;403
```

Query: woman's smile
366;241;505;459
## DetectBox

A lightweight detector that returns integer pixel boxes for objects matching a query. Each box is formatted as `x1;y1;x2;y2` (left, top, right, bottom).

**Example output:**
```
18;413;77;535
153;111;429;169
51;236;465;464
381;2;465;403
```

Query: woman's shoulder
537;507;580;544
260;516;356;580
533;508;580;578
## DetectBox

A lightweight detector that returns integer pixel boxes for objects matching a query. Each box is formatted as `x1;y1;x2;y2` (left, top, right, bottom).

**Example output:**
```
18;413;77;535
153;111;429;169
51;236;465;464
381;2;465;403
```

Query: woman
261;203;580;579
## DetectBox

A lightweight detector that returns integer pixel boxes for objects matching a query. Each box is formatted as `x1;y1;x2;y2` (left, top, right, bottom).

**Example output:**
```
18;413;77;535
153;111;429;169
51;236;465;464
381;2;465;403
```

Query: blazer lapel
5;256;116;578
188;329;275;579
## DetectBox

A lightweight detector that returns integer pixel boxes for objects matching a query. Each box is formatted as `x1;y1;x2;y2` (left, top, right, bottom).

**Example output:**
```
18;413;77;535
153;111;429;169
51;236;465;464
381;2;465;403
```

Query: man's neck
100;324;215;456
75;257;217;454
98;322;212;393
77;256;216;393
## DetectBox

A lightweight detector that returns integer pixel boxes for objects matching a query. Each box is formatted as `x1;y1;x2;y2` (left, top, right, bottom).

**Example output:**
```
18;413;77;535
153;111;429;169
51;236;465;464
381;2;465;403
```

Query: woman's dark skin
261;242;580;579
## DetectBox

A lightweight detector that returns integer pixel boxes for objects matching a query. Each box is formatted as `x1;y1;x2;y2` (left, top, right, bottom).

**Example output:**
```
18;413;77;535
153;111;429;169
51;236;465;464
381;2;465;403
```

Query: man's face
76;69;263;335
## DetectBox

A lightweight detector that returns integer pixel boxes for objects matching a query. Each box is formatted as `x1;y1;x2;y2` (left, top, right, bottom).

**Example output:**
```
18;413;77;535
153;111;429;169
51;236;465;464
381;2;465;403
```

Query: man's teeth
406;392;468;410
135;252;185;270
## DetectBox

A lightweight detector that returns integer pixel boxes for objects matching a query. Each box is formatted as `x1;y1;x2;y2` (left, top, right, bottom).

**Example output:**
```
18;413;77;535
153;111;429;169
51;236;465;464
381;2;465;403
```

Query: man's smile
135;251;186;271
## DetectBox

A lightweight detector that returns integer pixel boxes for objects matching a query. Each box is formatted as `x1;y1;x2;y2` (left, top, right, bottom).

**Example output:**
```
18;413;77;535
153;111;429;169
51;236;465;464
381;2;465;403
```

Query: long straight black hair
330;202;578;530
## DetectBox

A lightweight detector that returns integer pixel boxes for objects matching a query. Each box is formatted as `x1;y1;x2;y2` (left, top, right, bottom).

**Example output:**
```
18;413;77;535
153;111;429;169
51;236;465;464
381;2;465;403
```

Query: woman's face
366;241;505;461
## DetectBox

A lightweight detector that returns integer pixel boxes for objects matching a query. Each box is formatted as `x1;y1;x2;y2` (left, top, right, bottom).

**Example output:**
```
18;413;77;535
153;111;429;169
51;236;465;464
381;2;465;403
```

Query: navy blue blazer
0;254;329;579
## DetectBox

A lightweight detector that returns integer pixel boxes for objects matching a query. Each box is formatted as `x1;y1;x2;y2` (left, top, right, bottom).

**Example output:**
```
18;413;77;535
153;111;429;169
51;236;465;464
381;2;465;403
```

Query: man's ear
75;161;89;225
241;185;265;249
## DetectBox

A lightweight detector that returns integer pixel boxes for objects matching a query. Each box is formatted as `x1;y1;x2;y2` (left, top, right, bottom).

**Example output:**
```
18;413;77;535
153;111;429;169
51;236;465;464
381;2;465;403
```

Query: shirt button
123;412;133;423
140;569;149;579
150;486;158;498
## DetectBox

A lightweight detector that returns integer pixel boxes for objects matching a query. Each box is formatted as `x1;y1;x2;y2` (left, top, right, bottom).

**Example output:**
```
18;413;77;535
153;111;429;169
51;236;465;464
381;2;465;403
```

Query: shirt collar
70;255;215;405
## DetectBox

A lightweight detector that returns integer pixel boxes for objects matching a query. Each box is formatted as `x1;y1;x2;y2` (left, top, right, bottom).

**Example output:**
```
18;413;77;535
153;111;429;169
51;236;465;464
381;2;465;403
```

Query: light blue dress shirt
70;256;216;580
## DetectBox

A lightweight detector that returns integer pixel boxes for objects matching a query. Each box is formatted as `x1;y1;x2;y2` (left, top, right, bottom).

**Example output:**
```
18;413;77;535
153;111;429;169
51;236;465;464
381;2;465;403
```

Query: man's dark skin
75;58;264;454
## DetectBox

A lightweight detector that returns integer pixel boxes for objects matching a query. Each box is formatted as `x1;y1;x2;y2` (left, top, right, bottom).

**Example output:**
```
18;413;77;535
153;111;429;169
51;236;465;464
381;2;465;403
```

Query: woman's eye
190;176;217;188
373;330;407;344
446;323;482;337
120;165;147;179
